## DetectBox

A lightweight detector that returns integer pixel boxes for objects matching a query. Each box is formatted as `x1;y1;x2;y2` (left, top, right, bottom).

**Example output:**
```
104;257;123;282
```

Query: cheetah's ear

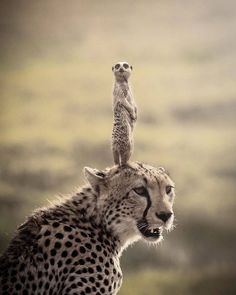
83;167;106;190
158;167;165;173
158;166;170;176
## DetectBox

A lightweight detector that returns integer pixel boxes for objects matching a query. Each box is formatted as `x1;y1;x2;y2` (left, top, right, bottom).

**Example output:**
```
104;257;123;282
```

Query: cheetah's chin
137;221;163;242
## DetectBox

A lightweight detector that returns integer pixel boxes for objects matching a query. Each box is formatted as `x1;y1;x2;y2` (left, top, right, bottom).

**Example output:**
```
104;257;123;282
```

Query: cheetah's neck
68;186;138;256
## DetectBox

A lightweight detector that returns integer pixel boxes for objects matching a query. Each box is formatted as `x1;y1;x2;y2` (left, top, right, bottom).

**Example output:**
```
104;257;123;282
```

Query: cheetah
112;61;137;166
0;162;175;295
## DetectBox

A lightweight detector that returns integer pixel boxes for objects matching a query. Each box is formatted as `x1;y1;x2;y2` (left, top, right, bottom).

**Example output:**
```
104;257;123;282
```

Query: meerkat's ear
112;66;114;71
83;167;106;190
130;65;133;70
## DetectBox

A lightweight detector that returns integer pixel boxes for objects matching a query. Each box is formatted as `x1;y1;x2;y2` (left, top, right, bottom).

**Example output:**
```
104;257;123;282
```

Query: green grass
120;269;236;295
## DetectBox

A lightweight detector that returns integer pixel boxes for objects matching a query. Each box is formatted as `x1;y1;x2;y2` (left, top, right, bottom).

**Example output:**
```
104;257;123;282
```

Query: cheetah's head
112;61;132;82
84;162;175;248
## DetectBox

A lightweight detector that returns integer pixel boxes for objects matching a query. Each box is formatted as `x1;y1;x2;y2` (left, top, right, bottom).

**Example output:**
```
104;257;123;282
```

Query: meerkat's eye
133;186;147;196
123;63;129;69
166;185;173;195
115;64;120;70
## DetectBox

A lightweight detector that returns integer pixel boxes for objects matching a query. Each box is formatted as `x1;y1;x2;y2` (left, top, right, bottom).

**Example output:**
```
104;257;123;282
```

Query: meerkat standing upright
112;61;137;166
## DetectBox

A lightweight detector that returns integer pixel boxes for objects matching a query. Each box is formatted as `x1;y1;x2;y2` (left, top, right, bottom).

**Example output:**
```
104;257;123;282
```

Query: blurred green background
0;0;236;294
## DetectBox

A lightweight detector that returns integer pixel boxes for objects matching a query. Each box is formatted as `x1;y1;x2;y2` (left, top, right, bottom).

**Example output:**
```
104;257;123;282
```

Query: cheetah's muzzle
137;220;161;240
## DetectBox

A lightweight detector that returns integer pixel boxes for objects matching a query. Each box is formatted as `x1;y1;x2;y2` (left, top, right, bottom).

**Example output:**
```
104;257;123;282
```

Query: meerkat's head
112;61;133;82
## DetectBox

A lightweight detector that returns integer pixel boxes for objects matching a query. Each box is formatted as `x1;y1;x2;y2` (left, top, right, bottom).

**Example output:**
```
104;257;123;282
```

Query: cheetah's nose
156;211;173;223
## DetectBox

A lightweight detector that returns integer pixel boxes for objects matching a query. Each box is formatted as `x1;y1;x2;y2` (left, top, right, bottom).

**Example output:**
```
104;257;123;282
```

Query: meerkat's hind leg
113;149;121;166
120;149;131;166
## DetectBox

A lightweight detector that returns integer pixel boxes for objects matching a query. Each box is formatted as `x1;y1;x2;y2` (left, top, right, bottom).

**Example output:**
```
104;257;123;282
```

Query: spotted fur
0;162;175;295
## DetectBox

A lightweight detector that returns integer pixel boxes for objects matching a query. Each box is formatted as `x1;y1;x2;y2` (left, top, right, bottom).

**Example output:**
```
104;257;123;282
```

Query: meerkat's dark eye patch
115;64;120;70
123;63;129;69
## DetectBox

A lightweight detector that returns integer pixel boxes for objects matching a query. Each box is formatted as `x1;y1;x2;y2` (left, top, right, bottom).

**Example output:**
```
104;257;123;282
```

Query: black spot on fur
55;232;64;239
65;241;72;248
44;239;50;247
64;226;72;232
44;230;51;236
61;250;68;258
71;250;78;257
50;249;57;256
79;246;86;254
52;222;60;228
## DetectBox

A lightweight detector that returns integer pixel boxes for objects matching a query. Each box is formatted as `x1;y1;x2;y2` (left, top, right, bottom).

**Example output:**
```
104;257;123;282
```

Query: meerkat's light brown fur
112;61;137;166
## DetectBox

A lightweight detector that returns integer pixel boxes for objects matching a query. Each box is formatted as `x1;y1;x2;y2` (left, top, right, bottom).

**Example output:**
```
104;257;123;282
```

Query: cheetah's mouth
137;221;162;240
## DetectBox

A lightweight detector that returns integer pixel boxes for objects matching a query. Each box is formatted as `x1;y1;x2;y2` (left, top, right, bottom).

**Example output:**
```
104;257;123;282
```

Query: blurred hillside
0;0;236;294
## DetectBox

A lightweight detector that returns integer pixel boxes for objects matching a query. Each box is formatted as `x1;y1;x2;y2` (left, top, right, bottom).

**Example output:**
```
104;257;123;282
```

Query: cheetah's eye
115;64;120;70
123;63;129;69
133;186;147;196
166;185;173;195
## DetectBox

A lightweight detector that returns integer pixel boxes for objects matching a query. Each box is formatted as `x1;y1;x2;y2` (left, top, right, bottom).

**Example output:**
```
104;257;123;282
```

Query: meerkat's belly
112;84;136;165
112;107;133;151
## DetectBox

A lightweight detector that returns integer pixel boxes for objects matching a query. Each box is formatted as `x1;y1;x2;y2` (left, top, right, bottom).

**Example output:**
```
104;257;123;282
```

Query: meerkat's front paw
131;112;137;121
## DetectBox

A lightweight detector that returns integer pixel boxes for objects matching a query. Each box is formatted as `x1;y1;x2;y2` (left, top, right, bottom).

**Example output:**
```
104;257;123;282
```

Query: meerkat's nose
119;68;124;73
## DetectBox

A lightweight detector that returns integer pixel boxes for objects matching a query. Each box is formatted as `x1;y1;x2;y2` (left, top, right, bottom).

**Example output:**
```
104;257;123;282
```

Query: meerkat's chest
113;84;132;100
113;103;132;126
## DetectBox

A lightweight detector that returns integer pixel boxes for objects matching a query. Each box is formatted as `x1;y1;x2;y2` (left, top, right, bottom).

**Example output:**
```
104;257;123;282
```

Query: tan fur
112;62;137;166
0;162;175;295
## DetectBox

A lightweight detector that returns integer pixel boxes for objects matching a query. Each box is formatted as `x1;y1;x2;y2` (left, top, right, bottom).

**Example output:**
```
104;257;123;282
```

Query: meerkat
112;61;137;166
